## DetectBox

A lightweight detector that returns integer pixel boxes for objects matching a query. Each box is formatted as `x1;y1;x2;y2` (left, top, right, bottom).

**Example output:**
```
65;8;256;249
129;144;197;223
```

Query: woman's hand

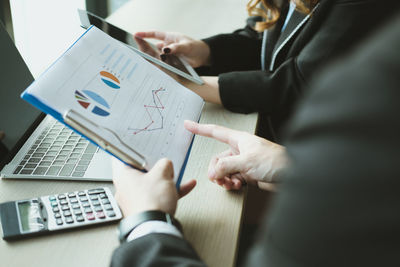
112;158;196;217
134;31;221;104
184;121;287;191
134;31;211;68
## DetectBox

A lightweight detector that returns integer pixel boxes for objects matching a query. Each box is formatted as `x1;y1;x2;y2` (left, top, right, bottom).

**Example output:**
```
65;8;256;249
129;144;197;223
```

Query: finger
178;179;197;198
112;158;143;189
162;42;190;55
231;177;243;190
208;150;233;180
184;120;242;149
213;155;245;180
150;158;174;180
134;31;167;41
215;178;225;185
257;181;277;192
156;43;165;50
223;177;234;190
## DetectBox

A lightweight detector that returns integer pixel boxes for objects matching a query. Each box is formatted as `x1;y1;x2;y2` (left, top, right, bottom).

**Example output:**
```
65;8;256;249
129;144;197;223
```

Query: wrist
198;40;211;66
120;204;169;218
118;210;182;243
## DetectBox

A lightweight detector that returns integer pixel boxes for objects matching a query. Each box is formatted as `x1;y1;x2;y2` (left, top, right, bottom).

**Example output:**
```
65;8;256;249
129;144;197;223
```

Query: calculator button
94;206;103;212
91;200;100;206
86;213;95;221
107;211;116;217
104;204;113;211
51;202;58;207
78;191;86;197
68;193;76;198
63;210;72;217
76;215;85;222
96;211;106;219
58;194;66;200
61;205;70;211
59;199;68;205
56;218;63;225
54;212;61;219
99;193;107;199
102;199;110;205
88;188;105;195
52;206;60;212
72;203;80;209
65;216;74;224
81;201;90;207
49;196;56;201
70;198;78;204
84;207;92;213
80;196;88;202
89;195;98;201
74;209;83;216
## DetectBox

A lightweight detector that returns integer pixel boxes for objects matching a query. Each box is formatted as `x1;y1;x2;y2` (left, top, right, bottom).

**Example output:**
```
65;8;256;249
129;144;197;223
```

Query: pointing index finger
184;120;241;149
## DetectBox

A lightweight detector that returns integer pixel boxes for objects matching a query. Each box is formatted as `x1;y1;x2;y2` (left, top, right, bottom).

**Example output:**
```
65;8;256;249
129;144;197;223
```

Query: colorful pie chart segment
100;71;120;89
74;90;110;117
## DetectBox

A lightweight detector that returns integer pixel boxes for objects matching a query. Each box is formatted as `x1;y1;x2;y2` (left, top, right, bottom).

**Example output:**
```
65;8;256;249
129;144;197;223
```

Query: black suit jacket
199;0;400;141
111;13;400;267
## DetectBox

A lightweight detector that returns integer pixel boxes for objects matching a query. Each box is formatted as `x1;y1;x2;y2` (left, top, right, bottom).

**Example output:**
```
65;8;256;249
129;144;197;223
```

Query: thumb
150;158;174;180
178;179;197;198
164;42;189;55
212;155;246;180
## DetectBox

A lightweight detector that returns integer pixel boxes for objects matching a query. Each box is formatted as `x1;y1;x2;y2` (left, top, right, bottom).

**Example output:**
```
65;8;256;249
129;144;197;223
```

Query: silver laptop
0;22;112;181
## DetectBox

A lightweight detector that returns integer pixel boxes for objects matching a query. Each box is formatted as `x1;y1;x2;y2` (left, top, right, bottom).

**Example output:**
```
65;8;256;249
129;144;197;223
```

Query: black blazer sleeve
214;0;400;116
110;233;206;267
196;16;263;76
245;15;400;267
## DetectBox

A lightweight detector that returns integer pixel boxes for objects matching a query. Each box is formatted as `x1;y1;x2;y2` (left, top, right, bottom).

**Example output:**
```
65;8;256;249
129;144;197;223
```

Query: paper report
23;26;204;180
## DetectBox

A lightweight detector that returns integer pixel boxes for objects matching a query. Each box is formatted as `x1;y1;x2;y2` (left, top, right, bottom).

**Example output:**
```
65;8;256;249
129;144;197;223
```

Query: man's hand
112;158;196;217
184;121;287;191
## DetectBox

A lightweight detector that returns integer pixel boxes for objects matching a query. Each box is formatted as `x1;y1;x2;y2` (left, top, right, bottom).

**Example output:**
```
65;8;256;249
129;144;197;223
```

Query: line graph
128;88;166;135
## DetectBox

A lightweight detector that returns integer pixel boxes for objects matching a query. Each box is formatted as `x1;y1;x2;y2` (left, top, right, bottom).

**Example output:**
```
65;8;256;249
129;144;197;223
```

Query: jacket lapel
269;4;320;71
263;3;289;69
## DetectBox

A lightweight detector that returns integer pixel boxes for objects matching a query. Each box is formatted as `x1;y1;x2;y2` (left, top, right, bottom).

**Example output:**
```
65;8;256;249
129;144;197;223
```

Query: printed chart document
21;26;204;184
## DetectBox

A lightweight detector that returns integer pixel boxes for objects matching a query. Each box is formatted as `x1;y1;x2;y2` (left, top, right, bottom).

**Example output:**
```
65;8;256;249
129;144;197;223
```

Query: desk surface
0;1;255;267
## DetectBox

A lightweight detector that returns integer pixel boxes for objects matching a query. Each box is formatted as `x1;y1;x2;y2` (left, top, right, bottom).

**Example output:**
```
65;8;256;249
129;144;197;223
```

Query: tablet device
78;9;203;85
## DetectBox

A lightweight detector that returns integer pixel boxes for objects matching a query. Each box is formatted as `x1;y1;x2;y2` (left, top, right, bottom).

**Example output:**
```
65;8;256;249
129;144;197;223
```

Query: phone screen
81;11;191;75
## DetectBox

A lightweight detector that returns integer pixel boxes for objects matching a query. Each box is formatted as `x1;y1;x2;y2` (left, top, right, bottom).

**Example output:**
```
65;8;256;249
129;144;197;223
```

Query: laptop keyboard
13;120;98;177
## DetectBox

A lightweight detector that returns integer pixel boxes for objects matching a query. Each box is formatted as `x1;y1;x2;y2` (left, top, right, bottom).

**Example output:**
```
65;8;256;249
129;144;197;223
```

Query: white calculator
0;187;122;240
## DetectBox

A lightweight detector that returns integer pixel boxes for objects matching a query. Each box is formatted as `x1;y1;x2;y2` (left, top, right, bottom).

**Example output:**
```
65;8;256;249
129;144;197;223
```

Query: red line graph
129;88;166;135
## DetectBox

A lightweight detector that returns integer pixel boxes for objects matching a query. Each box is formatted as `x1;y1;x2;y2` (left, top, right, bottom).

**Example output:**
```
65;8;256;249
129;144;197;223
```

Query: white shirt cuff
126;220;183;242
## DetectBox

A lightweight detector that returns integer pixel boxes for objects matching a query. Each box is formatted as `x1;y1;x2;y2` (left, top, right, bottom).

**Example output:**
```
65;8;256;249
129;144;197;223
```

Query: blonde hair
247;0;319;32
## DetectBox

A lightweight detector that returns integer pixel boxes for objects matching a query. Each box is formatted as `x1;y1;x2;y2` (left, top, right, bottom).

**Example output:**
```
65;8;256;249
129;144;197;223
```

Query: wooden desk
0;1;256;266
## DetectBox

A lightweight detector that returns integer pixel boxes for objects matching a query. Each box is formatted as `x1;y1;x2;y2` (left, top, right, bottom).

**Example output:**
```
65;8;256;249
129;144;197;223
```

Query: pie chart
100;71;120;89
75;90;110;116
